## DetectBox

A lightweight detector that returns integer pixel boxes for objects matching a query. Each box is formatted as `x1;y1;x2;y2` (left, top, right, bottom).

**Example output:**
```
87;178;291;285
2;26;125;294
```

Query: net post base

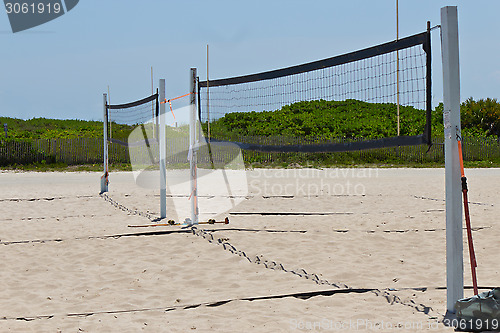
100;174;108;194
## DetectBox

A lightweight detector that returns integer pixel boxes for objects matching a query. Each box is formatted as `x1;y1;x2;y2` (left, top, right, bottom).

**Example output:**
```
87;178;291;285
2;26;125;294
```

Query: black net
105;93;160;189
199;31;431;152
106;93;159;147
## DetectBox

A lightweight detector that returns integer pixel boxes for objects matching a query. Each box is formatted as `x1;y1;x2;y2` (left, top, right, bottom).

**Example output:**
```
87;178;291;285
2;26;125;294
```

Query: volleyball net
101;92;159;194
100;29;432;222
162;73;247;224
106;92;159;147
198;29;432;152
100;84;247;224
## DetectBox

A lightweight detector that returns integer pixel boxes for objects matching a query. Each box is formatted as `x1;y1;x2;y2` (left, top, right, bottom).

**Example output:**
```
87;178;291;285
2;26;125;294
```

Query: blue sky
1;1;499;121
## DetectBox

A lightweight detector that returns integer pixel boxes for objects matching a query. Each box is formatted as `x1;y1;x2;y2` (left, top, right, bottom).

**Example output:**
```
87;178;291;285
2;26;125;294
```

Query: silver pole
107;86;112;140
151;67;156;139
396;0;400;136
441;6;463;313
207;44;210;142
189;68;199;225
101;93;109;193
159;79;167;218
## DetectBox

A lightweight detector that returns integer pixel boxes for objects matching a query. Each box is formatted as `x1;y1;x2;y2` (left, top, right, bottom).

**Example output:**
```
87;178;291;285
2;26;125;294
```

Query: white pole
151;67;155;139
189;68;199;225
107;86;111;139
396;0;400;136
159;79;167;219
207;44;210;142
100;93;109;193
441;6;463;313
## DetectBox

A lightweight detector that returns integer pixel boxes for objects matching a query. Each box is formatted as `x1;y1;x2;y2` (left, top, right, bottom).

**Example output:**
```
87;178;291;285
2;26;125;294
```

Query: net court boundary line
230;212;353;216
1;285;455;322
3;285;490;322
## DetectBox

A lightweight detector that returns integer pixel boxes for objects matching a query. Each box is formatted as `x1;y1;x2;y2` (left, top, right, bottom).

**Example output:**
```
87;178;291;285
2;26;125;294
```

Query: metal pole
107;86;112;140
441;6;463;313
101;93;109;193
425;21;432;144
151;67;155;139
159;79;167;218
207;44;210;142
396;0;400;136
189;68;199;225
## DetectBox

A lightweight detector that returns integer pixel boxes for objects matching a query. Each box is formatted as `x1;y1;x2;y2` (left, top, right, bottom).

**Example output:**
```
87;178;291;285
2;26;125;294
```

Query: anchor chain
191;226;348;288
99;193;436;317
190;226;436;317
100;193;158;222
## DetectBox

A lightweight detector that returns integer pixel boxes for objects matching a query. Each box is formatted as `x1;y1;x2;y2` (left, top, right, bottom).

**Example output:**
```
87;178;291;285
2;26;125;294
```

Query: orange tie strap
168;100;176;123
160;92;195;104
160;92;196;124
457;138;465;177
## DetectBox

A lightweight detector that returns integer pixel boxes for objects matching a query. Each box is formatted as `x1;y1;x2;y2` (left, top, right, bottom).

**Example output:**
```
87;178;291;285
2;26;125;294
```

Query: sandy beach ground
0;168;498;332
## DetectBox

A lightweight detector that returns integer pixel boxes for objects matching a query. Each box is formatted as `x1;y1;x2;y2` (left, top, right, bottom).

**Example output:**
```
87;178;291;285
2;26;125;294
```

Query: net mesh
199;31;431;152
106;93;247;222
202;47;425;120
107;93;159;147
105;93;160;190
108;103;156;125
164;118;247;222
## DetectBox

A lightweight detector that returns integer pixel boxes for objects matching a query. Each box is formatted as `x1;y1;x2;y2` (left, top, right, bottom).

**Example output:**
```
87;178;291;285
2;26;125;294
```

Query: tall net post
206;44;210;142
396;0;400;136
189;68;199;225
151;67;155;139
426;21;432;140
441;6;463;313
100;93;109;193
159;79;167;218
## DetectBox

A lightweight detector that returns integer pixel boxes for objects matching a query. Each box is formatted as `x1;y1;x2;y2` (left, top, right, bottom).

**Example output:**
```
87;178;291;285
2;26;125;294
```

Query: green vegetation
0;162;131;172
3;98;498;142
207;99;444;139
0;117;133;140
1;97;500;170
0;116;190;143
461;97;500;136
207;98;500;140
203;98;500;168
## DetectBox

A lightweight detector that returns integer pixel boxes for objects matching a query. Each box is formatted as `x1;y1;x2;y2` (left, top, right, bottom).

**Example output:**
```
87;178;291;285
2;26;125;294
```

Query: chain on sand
190;225;349;288
100;193;157;222
99;192;436;317
190;226;436;317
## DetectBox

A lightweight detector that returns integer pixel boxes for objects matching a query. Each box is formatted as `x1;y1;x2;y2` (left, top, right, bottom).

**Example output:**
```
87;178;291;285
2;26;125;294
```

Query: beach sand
0;168;498;332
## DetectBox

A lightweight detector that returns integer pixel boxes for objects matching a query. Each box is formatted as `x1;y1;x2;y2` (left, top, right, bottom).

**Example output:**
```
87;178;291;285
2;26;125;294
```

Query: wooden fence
0;136;499;166
0;138;128;165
